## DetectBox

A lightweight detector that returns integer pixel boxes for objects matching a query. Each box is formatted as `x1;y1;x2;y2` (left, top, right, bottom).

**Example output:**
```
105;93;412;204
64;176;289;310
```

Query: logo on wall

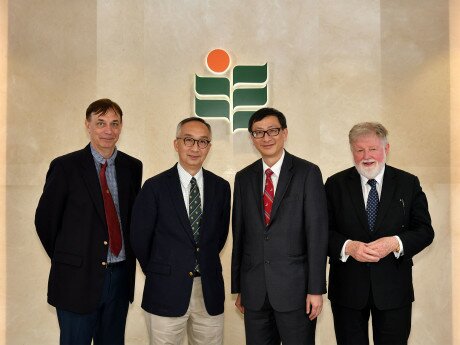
194;49;269;132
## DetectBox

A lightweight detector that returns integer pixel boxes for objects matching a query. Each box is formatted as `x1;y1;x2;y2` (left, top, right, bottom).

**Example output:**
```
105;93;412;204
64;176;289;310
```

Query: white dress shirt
340;165;404;261
177;163;204;215
262;150;285;194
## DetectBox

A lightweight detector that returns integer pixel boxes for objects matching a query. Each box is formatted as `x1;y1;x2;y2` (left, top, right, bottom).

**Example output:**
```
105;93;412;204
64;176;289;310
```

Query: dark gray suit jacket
231;151;328;312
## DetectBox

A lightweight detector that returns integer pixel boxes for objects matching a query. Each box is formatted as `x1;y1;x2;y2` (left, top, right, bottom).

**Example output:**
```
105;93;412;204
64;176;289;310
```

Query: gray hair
349;122;388;145
176;117;212;137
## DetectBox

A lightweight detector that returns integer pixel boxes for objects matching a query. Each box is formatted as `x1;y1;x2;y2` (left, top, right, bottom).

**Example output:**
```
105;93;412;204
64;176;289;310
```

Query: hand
306;294;323;320
367;237;399;259
345;240;380;262
235;293;245;314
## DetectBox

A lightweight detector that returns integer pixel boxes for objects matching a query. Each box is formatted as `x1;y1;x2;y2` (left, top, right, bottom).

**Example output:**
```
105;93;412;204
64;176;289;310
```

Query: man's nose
262;132;272;141
363;150;371;159
191;141;200;150
103;125;113;134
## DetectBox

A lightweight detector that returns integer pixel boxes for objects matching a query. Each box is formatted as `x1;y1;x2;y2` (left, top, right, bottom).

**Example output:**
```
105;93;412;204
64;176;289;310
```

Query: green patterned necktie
189;177;202;272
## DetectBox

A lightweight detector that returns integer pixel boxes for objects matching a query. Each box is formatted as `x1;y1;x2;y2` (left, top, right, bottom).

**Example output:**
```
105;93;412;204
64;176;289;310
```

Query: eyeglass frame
251;127;282;139
176;136;211;149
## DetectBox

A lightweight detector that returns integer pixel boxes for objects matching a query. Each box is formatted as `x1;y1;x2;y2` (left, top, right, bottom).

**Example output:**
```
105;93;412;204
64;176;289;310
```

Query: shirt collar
359;164;385;186
90;144;118;166
262;150;285;177
177;163;203;187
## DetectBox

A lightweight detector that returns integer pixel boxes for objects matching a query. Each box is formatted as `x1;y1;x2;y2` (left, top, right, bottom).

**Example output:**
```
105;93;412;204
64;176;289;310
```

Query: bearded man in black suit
326;122;434;345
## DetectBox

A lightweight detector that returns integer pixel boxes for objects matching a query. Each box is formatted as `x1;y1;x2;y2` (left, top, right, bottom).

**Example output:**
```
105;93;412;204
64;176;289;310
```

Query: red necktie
263;169;274;225
99;162;122;256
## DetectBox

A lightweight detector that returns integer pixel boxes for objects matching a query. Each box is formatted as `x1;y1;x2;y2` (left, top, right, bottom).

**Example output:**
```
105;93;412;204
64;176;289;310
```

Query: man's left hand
306;294;323;320
367;236;399;259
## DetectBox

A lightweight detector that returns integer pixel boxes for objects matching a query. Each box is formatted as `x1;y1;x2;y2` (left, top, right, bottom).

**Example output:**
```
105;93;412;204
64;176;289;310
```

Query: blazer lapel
80;145;106;224
373;166;396;233
114;154;130;231
347;168;370;235
166;165;195;243
201;169;215;242
250;160;264;225
268;152;293;225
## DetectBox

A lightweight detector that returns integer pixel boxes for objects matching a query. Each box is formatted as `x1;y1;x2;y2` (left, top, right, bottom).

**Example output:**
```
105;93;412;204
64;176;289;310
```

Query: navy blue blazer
130;165;231;317
35;144;143;313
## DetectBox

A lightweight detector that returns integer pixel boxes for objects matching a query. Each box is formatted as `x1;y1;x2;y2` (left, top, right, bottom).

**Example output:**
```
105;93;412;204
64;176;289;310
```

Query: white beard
355;157;386;179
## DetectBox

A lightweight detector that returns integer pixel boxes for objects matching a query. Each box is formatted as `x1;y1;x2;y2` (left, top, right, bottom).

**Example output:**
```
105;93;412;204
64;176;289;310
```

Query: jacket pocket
146;261;171;276
242;253;251;271
53;251;83;267
288;253;307;264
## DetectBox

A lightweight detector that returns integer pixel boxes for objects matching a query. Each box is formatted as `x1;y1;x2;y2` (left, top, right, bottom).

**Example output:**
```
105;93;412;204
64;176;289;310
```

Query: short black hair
248;107;287;132
86;98;123;121
176;117;212;136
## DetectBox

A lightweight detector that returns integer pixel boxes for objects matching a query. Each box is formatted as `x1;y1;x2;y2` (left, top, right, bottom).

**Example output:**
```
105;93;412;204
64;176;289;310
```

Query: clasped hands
345;236;399;262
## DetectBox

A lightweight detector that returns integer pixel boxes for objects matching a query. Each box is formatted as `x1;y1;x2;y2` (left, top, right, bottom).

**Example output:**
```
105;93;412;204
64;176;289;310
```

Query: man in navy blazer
326;122;434;345
130;117;230;345
35;99;143;344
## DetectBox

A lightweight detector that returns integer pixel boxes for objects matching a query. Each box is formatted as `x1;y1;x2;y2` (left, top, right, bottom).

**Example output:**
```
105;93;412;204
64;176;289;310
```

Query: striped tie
189;177;202;272
263;169;274;225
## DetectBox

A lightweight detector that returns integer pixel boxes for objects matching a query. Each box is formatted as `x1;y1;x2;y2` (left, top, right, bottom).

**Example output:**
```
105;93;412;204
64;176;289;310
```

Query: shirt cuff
393;236;404;258
340;240;351;262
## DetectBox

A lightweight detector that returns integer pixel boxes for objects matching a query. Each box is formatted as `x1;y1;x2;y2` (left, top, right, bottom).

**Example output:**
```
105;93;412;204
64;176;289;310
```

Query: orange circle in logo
206;49;230;74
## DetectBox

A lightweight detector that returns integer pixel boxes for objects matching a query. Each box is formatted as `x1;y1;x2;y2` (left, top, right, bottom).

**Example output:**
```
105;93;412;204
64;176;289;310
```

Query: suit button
189;271;194;277
102;262;107;267
265;260;270;264
265;236;269;241
103;241;108;245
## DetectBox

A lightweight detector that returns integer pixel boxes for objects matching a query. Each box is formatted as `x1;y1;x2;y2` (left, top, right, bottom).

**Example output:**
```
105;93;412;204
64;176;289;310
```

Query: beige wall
1;0;455;344
451;0;460;344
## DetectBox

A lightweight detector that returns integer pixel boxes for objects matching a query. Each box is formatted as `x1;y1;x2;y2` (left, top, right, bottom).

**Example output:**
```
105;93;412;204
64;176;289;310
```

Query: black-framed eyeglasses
177;137;211;149
251;128;282;139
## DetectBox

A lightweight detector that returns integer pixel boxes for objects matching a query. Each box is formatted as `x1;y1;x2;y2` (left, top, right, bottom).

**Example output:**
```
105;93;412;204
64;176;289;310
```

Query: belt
106;261;125;268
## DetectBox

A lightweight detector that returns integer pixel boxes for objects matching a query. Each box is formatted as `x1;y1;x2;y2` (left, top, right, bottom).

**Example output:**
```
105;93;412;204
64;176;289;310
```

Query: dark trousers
56;262;130;345
244;294;316;345
331;293;412;345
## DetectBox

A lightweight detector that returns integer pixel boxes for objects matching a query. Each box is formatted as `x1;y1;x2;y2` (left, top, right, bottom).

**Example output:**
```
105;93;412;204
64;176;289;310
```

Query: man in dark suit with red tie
231;107;329;345
35;99;143;344
325;122;434;345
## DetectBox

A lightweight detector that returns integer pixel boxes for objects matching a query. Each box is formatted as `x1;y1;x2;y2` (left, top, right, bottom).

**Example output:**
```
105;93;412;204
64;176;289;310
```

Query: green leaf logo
194;49;269;132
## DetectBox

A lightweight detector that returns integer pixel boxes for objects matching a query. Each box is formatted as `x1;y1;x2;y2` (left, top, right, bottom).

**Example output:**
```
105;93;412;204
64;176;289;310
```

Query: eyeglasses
251;128;282;139
176;137;211;149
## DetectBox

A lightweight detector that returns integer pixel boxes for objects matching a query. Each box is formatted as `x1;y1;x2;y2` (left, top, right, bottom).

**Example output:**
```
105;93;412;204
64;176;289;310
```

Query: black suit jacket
130;165;230;317
231;151;329;312
325;165;434;310
35;144;143;314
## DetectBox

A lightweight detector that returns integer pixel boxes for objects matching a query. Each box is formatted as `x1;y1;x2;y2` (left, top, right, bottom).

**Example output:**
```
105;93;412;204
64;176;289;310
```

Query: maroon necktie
263;169;274;225
99;162;122;256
